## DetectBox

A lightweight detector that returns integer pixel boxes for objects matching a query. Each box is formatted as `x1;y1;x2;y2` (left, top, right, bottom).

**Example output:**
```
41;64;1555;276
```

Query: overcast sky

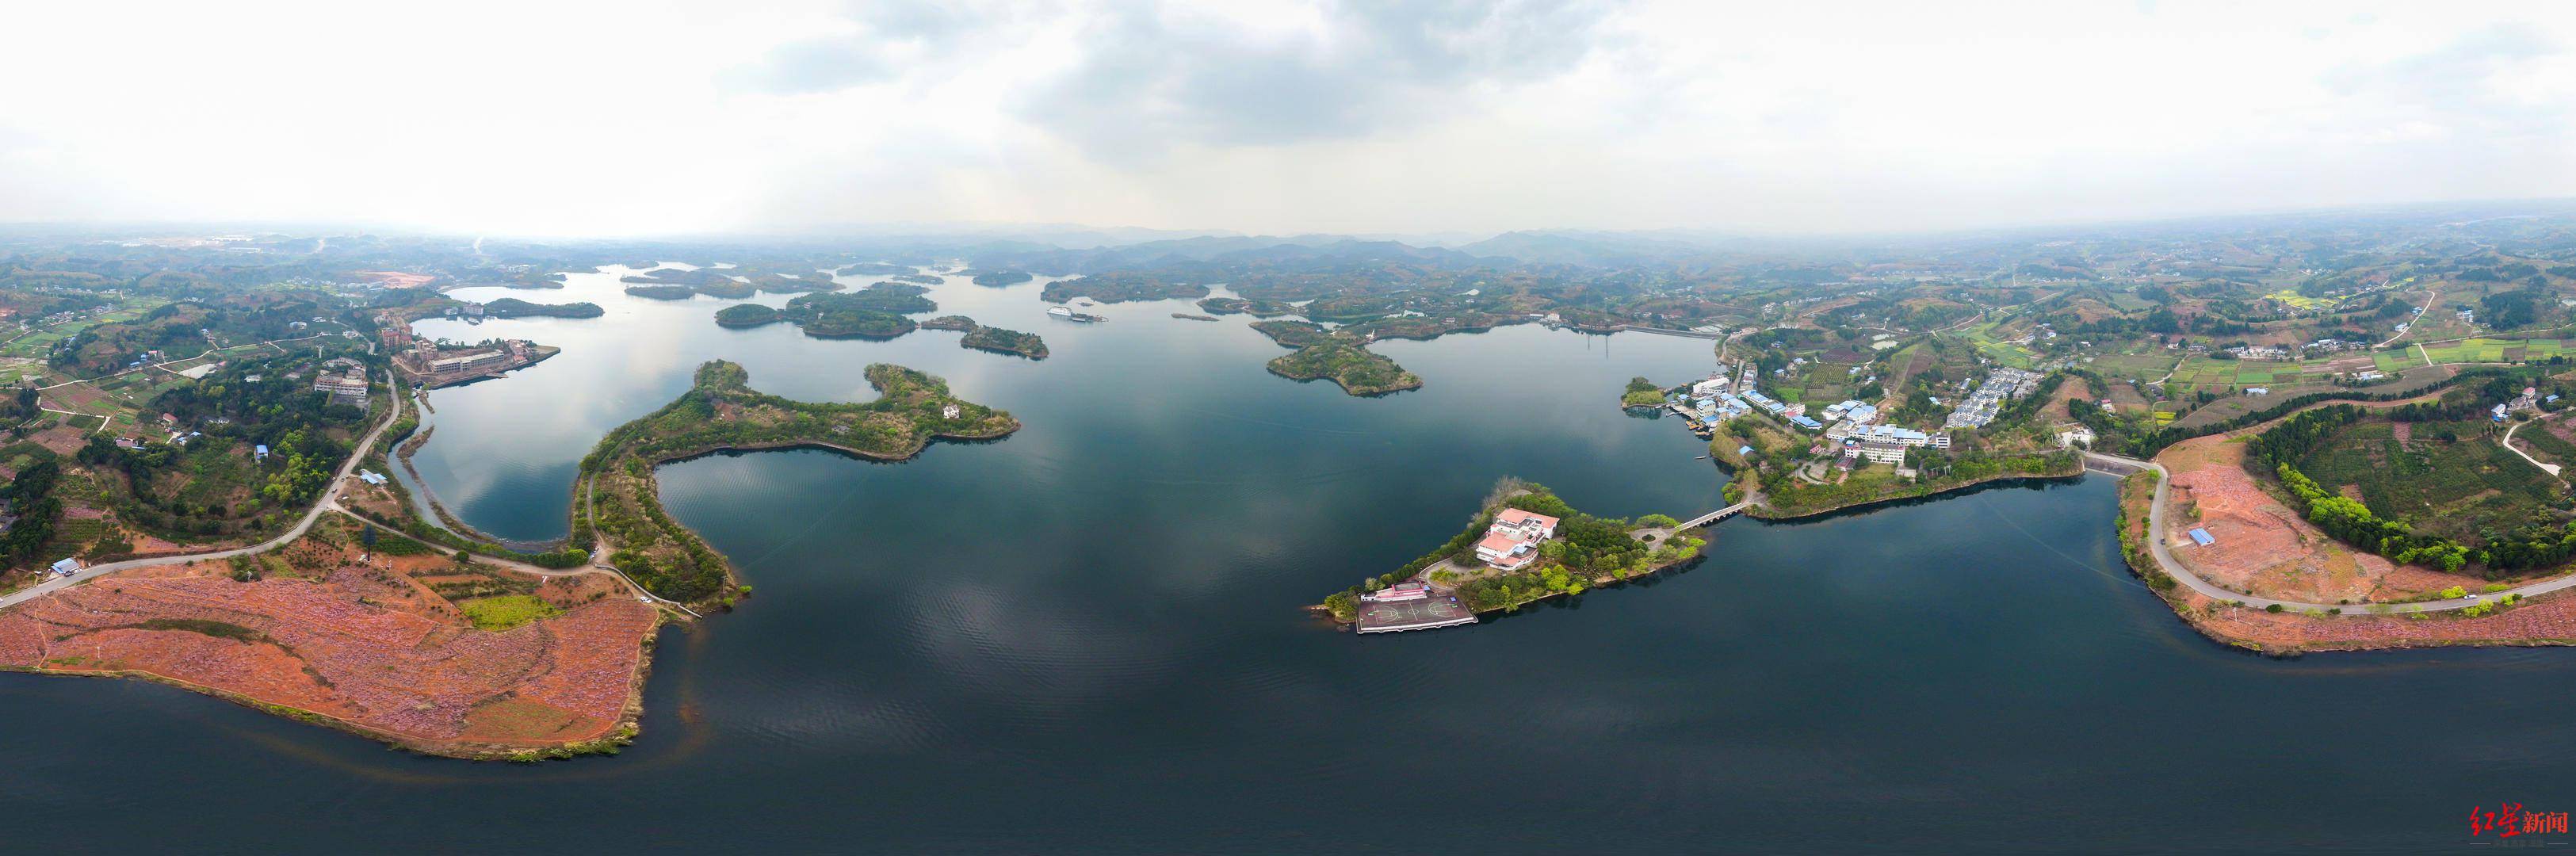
2;1;2572;239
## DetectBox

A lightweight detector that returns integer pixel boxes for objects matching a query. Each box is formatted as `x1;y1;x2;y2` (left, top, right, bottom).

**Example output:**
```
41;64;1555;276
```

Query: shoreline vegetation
924;315;1049;359
571;361;1019;607
1741;448;2084;519
710;287;933;339
621;267;841;299
1;376;653;762
1041;273;1210;304
1198;297;1300;317
482;298;604;319
1317;480;1707;625
1251;320;1421;396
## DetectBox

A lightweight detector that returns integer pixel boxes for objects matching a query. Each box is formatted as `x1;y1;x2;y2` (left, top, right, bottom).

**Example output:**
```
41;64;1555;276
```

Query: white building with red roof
1475;508;1563;570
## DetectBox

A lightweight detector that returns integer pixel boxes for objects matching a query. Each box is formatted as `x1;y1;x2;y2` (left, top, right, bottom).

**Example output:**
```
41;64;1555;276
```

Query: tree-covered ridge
969;269;1033;286
575;360;1019;603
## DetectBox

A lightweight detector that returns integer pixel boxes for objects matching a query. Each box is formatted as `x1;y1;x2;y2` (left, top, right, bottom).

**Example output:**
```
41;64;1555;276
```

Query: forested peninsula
571;361;1019;606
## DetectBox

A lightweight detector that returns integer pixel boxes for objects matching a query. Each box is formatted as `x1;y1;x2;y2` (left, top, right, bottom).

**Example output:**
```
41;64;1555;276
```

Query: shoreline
0;607;659;760
2108;432;2576;654
571;361;1021;609
1743;465;2087;521
406;346;560;390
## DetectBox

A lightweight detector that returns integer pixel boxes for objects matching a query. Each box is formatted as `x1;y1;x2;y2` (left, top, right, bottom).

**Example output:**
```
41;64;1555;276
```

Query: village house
1473;508;1561;571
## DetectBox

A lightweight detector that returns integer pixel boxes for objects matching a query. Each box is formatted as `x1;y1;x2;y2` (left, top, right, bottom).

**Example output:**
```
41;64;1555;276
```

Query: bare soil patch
2159;434;2484;605
0;518;657;756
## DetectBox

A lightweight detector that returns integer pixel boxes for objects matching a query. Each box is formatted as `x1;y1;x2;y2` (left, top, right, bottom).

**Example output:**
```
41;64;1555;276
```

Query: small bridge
1676;501;1754;530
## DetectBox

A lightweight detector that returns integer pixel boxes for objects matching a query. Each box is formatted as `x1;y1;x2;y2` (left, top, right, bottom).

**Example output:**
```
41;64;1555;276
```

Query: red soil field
0;527;659;757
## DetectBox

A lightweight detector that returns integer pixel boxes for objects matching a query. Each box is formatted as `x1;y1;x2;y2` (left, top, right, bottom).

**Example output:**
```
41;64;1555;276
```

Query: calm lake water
2;269;2566;854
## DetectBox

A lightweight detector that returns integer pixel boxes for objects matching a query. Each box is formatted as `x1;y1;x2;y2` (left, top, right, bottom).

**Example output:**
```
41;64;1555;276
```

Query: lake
1;269;2562;854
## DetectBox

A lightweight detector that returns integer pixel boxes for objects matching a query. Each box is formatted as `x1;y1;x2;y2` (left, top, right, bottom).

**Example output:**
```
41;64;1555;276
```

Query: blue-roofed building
2188;527;2215;546
1788;415;1822;430
254;444;269;462
49;557;80;575
1737;445;1754;457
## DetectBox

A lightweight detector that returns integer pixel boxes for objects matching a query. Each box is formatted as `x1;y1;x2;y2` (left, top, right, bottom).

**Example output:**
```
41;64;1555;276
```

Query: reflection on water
1;269;2565;854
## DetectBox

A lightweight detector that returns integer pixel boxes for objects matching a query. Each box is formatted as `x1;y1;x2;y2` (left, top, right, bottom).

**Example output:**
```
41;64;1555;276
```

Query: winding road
2089;449;2576;614
0;369;679;613
2501;417;2566;482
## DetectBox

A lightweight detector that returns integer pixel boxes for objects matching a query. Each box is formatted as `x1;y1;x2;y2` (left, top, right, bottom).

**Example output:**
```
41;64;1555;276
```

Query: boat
1049;306;1105;323
1048;306;1073;318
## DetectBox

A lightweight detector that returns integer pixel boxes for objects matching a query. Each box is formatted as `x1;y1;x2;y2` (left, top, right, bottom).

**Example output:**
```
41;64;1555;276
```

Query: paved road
2088;449;2576;613
0;369;676;613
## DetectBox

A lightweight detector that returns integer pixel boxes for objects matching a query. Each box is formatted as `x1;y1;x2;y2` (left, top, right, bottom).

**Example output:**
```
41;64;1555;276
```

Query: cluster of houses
2223;344;2295;361
2494;386;2555;422
311;357;369;409
117;410;213;452
2222;338;2365;361
1944;367;2040;430
1837;423;1951;465
1472;508;1561;572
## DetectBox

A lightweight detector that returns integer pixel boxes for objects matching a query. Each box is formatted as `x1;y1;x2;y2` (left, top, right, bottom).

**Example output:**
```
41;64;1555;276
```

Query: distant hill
1454;230;1715;266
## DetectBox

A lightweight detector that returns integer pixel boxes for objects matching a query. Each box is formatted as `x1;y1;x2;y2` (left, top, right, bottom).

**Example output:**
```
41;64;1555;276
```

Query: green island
693;279;758;300
1197;296;1301;316
835;262;913;275
714;304;781;328
620;268;735;287
482;297;605;319
970;270;1034;286
751;290;927;338
1619;376;1664;407
886;273;945;286
836;283;938;314
1253;323;1420;396
624;284;696;300
751;273;842;293
1171;313;1219;322
1317;480;1707;628
958;325;1048;360
572;360;1019;605
1043;273;1210;304
917;315;1048;358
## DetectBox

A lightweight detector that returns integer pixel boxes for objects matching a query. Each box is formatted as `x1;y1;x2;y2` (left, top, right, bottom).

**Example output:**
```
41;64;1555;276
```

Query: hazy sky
2;1;2573;239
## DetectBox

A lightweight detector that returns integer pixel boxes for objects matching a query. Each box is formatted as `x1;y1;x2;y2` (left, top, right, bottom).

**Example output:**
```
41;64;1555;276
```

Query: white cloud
0;0;2570;237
